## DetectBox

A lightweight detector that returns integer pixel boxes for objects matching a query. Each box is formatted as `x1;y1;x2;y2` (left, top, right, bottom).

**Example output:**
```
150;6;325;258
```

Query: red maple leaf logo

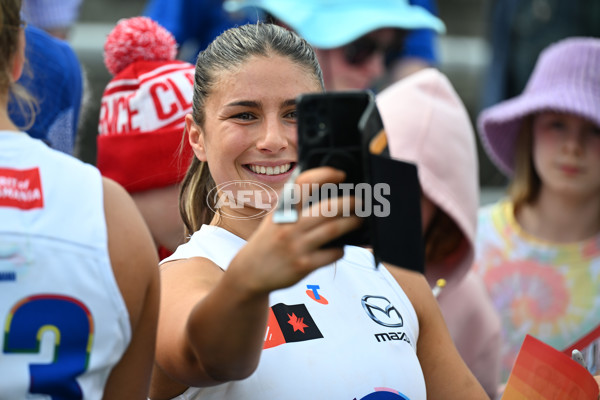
287;313;308;333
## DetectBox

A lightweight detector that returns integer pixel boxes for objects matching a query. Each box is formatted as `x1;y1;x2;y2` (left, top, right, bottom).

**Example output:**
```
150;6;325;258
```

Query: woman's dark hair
179;23;324;236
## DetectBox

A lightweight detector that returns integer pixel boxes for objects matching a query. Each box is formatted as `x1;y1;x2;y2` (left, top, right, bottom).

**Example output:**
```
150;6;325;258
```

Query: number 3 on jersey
3;294;93;400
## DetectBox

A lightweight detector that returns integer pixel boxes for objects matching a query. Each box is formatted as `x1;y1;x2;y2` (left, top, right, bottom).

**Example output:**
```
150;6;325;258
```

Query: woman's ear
11;28;26;82
186;113;207;161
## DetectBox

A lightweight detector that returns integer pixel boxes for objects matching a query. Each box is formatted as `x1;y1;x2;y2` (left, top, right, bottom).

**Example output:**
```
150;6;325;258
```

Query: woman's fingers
298;214;363;252
294;166;346;188
273;166;365;250
294;247;346;272
242;166;365;290
271;190;361;234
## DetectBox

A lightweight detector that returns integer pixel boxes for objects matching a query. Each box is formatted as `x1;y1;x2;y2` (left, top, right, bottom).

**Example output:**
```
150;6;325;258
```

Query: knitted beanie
97;16;195;193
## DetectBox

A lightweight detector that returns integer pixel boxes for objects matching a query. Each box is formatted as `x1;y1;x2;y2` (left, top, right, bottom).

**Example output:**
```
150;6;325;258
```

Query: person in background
97;16;195;260
8;23;84;155
149;22;488;400
142;0;256;62
224;0;445;91
480;0;600;112
474;37;600;391
478;0;600;186
0;0;160;398
20;0;83;40
377;68;501;398
381;0;442;84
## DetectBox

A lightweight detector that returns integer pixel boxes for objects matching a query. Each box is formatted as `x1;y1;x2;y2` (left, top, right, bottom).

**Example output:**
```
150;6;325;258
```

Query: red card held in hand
503;335;599;399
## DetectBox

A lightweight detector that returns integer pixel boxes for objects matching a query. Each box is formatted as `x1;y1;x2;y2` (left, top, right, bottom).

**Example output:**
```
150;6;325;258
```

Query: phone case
296;90;424;273
297;91;376;248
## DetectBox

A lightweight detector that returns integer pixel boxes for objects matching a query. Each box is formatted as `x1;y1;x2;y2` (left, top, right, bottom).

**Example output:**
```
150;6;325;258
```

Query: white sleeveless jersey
0;132;131;399
162;225;426;400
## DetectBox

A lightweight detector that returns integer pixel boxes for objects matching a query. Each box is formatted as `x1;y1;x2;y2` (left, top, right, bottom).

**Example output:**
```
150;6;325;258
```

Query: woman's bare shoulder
382;264;433;319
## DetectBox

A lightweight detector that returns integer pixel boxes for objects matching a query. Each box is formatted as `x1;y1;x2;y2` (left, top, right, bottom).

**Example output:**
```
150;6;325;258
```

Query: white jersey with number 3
0;131;130;399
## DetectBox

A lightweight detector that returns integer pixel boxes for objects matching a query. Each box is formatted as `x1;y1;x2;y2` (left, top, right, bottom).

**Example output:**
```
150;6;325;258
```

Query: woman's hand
229;166;363;294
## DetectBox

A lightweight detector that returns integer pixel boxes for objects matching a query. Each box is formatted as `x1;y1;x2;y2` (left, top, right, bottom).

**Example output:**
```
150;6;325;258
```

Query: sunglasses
342;32;406;66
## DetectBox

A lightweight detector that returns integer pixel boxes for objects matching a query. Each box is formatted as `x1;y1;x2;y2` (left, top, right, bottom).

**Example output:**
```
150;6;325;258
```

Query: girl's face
187;54;321;216
532;111;600;198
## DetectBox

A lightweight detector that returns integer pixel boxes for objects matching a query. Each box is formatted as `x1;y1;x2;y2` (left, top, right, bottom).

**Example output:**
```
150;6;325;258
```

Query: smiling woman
149;22;488;400
184;54;318;223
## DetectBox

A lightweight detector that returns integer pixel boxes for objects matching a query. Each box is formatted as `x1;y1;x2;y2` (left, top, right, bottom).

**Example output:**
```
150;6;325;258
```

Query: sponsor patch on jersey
263;303;323;349
306;284;328;304
361;295;403;328
0;167;44;210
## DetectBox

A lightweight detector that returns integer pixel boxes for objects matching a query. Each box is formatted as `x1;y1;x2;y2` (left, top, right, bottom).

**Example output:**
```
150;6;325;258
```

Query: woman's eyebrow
282;99;296;107
225;100;262;108
225;99;297;108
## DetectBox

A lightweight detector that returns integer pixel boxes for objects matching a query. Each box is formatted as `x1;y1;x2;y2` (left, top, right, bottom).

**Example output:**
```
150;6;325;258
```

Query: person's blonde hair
0;0;37;130
507;116;541;210
179;23;324;237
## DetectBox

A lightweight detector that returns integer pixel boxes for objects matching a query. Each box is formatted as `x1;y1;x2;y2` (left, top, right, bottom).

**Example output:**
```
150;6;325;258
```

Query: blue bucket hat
224;0;445;49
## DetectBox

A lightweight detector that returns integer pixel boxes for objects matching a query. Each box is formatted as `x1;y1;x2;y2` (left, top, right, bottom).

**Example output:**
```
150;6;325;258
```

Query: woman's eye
233;112;255;121
284;110;297;120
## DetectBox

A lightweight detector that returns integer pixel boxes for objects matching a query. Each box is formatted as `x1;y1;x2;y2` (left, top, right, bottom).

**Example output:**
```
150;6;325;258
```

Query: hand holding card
503;335;599;399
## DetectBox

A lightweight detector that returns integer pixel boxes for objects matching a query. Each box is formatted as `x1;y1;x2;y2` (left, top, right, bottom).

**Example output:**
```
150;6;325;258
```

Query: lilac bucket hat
478;37;600;176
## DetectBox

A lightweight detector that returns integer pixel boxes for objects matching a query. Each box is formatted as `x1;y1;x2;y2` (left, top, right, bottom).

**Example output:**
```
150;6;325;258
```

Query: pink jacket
377;68;501;398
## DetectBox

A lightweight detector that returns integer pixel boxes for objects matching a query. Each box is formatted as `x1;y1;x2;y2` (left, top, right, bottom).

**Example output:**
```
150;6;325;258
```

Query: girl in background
474;37;600;387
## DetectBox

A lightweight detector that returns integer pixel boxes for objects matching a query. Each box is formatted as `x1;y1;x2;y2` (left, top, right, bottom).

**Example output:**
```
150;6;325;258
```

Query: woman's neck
211;212;263;241
0;106;20;132
516;187;600;243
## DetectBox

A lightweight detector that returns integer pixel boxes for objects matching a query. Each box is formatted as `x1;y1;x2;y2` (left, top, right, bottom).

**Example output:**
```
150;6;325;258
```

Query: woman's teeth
248;163;291;175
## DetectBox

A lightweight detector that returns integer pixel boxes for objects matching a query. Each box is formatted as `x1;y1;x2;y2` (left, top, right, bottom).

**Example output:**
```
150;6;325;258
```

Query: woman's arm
153;255;271;388
152;167;362;391
101;178;161;400
386;265;489;399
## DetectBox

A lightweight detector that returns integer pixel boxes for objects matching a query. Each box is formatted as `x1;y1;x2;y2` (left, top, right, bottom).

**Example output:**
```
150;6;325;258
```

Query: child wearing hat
474;37;600;388
97;16;195;260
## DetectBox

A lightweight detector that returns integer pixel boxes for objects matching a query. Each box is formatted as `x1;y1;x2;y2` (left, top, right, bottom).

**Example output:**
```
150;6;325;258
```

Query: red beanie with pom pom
97;16;195;193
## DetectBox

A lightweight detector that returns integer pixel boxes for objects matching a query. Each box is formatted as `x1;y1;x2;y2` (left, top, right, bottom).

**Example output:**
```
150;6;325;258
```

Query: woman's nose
256;119;289;153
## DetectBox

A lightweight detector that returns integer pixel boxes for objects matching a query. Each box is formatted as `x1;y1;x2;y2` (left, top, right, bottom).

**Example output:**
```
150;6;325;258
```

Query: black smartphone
296;90;380;248
295;90;424;272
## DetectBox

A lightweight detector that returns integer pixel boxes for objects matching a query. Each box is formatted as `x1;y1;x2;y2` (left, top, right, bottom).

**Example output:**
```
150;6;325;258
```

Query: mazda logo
361;295;403;327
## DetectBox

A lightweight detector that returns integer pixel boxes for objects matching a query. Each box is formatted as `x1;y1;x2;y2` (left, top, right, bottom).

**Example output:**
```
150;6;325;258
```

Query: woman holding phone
149;22;487;400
